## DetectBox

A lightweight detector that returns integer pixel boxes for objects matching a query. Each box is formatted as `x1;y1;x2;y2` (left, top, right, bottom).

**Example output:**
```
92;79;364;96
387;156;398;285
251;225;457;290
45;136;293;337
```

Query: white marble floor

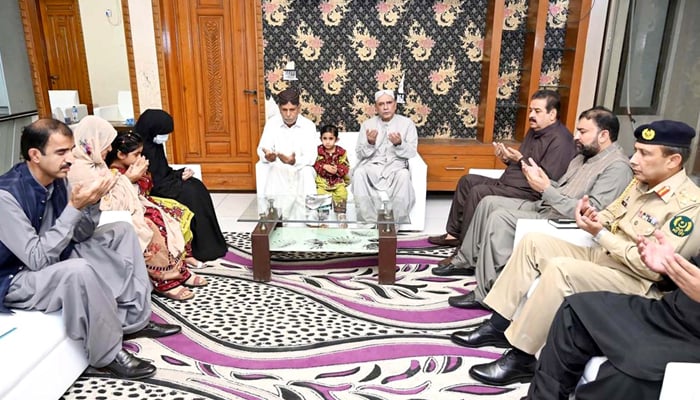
210;192;452;235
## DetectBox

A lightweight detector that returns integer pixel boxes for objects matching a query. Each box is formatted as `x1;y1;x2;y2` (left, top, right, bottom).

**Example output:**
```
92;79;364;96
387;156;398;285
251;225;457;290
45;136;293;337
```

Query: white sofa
48;90;88;123
0;310;87;399
255;131;427;231
93;90;134;122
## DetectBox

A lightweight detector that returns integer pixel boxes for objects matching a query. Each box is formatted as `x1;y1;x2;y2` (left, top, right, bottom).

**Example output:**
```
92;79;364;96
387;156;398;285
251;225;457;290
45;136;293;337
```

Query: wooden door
38;0;93;111
159;0;262;190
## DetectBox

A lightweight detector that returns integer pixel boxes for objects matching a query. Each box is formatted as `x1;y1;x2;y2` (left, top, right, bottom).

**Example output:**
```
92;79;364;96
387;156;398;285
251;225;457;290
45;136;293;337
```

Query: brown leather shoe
428;233;460;247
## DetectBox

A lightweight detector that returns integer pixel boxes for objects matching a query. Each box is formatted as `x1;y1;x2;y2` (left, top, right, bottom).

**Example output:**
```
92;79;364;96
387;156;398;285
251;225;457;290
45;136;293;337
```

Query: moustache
60;162;72;169
529;118;536;122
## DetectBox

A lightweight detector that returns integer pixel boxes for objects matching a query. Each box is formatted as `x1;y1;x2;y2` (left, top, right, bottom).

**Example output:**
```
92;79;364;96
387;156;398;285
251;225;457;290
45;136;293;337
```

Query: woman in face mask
134;109;227;264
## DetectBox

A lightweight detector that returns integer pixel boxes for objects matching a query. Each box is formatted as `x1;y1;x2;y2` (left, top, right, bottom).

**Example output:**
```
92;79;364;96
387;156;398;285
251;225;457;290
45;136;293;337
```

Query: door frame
18;0;140;119
150;0;266;180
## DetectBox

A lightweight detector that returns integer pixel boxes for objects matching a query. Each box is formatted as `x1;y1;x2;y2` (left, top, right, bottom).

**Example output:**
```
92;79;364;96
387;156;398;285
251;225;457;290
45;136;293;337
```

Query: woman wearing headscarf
134;109;227;263
68;116;205;301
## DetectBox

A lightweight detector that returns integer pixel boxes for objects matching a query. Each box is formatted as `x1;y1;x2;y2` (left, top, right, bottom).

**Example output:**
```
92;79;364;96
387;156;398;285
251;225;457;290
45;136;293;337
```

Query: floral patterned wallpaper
262;0;570;140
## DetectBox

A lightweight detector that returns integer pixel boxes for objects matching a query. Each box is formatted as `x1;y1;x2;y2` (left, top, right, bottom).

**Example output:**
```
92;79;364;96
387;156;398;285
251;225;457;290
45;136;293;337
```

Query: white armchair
255;131;427;231
48;90;88;122
93;91;134;122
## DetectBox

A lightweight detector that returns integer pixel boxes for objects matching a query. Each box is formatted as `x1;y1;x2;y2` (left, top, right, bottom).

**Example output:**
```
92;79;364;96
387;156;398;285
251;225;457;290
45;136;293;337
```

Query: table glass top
238;195;409;225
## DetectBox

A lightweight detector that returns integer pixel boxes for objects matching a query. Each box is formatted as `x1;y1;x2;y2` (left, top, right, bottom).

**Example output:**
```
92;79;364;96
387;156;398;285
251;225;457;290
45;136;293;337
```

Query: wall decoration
262;0;570;140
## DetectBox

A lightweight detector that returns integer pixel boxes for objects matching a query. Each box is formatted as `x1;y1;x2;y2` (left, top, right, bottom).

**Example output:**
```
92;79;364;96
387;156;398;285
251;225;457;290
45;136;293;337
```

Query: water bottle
71;105;79;123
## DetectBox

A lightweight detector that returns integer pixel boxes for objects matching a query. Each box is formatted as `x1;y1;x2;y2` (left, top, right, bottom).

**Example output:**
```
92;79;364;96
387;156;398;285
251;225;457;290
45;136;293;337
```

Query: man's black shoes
432;263;475;276
103;349;156;379
448;292;487;309
124;322;181;340
451;320;510;348
469;348;536;386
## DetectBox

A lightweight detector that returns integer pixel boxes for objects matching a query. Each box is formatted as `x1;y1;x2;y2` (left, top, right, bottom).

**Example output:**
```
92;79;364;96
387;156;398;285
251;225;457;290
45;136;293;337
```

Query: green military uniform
484;170;700;354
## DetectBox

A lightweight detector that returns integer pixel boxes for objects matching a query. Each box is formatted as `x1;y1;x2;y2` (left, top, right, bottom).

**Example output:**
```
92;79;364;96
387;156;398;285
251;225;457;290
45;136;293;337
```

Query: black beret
634;120;696;148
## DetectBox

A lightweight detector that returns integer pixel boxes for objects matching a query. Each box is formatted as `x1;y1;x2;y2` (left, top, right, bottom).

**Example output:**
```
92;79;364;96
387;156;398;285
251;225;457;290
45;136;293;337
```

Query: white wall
78;0;130;107
594;0;700;167
577;0;610;116
127;0;162;112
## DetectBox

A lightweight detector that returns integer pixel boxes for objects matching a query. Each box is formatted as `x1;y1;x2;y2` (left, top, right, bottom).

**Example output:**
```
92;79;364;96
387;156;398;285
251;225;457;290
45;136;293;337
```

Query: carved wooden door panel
38;0;93;111
159;0;261;190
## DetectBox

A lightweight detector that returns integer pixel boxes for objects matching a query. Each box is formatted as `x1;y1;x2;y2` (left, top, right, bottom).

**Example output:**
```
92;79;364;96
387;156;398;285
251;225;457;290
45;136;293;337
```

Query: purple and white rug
61;232;529;399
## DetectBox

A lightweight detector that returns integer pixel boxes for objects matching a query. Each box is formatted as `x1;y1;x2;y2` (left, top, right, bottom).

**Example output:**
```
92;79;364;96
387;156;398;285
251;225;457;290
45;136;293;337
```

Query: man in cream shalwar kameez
353;90;418;224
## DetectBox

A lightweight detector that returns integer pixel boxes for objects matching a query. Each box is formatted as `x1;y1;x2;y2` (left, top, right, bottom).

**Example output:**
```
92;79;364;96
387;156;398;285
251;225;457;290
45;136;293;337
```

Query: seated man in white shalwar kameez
353;89;418;224
257;88;318;219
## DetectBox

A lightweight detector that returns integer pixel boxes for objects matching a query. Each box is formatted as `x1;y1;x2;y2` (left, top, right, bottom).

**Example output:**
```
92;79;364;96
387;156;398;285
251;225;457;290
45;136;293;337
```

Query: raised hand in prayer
125;155;149;183
69;170;117;210
365;128;378;145
388;132;402;145
521;157;550;193
637;230;674;274
638;230;700;302
263;148;277;162
277;152;296;166
492;142;522;164
574;195;602;235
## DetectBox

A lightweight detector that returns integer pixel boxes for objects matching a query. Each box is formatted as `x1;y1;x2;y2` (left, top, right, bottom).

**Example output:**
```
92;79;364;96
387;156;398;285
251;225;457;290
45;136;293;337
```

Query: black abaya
134;109;227;261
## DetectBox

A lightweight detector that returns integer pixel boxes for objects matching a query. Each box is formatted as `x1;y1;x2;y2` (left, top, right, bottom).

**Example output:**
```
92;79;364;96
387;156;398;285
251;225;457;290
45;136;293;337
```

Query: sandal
183;273;208;287
156;286;194;301
185;258;212;269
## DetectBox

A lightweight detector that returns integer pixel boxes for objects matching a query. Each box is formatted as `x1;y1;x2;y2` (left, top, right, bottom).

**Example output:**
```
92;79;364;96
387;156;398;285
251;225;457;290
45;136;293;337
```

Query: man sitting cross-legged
0;119;181;379
449;120;700;386
434;107;632;311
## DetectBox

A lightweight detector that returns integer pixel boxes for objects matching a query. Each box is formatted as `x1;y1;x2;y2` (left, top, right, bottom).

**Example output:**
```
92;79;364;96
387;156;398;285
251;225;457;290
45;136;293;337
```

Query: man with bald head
353;89;418;224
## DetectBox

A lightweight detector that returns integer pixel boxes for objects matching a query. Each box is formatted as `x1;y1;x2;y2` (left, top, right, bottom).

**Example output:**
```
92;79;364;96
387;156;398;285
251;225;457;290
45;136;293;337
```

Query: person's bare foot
185;257;210;269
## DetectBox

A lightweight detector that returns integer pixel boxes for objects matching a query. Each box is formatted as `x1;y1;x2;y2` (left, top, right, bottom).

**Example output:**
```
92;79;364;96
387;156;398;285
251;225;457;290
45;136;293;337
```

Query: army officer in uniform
449;120;700;387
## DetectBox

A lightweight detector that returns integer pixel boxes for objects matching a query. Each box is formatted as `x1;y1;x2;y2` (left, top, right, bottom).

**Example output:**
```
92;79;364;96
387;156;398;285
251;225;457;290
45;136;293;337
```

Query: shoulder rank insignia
676;189;699;207
669;215;694;237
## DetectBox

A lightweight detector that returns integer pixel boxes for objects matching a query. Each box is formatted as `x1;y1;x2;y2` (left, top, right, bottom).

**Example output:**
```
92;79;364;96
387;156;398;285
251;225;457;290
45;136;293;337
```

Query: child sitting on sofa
313;124;350;212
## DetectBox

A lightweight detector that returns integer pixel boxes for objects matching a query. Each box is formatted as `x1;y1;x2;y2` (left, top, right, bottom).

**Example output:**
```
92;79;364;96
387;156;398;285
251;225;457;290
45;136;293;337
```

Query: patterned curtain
262;0;570;140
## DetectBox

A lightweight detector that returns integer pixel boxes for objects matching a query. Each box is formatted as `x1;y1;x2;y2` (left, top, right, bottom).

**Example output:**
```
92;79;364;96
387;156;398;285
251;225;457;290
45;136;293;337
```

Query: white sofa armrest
660;362;700;399
469;168;505;179
405;154;427;231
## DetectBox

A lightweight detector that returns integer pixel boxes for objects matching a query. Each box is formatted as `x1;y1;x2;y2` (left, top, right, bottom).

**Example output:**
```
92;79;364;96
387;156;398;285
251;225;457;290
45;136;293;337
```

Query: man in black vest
0;119;180;379
524;231;700;399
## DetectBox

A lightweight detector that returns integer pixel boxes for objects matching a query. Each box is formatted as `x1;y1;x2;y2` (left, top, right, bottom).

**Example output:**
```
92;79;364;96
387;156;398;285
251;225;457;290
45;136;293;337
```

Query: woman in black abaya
134;109;227;263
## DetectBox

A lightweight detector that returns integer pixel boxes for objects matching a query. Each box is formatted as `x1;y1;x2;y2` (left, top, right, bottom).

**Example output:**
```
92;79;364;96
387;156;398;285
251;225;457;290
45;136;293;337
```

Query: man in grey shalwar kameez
433;107;633;308
0;119;181;379
353;90;418;224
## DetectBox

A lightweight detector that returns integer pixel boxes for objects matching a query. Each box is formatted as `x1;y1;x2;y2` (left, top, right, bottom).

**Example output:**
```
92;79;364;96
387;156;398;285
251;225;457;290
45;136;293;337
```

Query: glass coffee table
238;195;407;285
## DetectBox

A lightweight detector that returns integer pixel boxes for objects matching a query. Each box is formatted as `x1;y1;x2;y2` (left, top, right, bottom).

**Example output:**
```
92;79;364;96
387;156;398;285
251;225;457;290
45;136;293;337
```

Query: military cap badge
641;128;655;141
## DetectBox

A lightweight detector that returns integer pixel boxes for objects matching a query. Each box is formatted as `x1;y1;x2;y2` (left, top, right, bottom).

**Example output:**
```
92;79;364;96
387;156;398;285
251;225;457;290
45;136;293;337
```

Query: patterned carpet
61;232;530;399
